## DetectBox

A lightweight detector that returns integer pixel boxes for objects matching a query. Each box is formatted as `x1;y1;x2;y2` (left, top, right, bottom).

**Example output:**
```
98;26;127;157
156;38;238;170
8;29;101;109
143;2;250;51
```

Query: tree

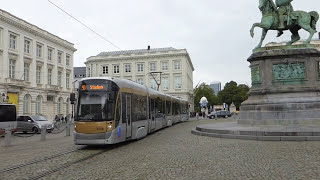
217;81;250;110
193;83;219;112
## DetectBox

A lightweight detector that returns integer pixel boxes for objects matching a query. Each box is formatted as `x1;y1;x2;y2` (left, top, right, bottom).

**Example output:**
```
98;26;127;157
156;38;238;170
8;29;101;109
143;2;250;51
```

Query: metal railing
2;122;73;147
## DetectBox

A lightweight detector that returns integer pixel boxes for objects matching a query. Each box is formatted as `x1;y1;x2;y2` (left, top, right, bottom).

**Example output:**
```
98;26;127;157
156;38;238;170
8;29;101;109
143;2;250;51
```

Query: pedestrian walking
65;116;68;123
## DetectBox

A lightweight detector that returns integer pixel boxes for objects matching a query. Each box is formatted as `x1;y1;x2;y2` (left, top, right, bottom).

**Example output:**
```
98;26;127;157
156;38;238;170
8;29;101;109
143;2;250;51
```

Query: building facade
210;81;221;96
0;9;77;121
73;67;86;91
85;47;195;110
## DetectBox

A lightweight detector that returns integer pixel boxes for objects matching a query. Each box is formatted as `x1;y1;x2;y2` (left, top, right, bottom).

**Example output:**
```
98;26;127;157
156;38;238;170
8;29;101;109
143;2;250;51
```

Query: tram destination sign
81;84;108;91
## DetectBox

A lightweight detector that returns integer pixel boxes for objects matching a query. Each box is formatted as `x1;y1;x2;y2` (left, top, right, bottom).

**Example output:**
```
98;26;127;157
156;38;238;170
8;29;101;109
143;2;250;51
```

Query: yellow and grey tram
74;77;190;145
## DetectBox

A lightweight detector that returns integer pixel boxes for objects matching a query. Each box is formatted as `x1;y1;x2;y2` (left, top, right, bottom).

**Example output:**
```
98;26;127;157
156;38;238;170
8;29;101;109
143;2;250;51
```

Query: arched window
58;97;63;114
23;94;31;114
36;95;42;114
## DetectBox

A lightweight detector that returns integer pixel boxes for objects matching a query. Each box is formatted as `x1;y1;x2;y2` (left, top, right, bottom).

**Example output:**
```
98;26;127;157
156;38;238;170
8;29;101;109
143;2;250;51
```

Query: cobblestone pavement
1;118;320;180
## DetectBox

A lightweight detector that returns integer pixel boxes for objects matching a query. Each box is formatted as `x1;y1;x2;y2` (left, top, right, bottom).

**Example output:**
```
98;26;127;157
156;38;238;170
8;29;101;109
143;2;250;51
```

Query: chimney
147;45;150;50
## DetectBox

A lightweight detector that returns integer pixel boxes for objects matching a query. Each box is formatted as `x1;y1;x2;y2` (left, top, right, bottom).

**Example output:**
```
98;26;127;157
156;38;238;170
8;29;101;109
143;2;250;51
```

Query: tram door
125;94;132;138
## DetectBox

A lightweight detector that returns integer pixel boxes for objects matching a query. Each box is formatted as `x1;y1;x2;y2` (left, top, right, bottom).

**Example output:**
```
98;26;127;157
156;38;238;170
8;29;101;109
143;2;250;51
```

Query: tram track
29;149;108;180
0;143;128;180
0;146;86;174
28;143;126;180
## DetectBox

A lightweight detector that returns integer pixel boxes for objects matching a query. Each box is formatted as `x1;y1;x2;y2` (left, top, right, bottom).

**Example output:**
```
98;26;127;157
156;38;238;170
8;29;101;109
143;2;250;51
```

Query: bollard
4;129;12;147
65;122;70;136
41;126;46;141
215;114;217;120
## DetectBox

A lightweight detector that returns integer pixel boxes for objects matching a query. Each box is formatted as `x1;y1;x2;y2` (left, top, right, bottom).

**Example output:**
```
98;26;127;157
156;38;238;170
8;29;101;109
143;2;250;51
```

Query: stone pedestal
238;48;320;125
192;48;320;141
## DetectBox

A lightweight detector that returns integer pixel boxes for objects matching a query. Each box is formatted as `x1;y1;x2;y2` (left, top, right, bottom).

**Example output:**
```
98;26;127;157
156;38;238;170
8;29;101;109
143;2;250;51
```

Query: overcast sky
2;0;319;88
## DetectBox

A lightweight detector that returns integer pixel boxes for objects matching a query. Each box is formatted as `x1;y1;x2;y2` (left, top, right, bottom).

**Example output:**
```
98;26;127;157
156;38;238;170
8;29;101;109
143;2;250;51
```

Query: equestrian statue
250;0;319;49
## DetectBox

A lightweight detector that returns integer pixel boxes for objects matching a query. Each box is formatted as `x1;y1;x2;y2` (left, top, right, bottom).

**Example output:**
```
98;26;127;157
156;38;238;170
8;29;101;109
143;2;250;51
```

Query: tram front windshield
76;79;119;122
77;91;116;121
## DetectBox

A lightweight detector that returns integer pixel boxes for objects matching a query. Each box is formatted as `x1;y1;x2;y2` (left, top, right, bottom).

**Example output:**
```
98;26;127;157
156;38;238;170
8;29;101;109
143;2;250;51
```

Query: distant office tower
210;81;221;96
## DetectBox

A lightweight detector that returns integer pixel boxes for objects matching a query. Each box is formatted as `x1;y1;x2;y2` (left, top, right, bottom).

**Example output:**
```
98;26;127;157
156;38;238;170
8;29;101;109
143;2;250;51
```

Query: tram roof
81;77;189;102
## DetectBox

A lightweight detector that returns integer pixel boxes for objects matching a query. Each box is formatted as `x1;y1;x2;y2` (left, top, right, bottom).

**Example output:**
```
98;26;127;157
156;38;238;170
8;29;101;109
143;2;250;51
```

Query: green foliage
217;81;250;110
193;83;219;112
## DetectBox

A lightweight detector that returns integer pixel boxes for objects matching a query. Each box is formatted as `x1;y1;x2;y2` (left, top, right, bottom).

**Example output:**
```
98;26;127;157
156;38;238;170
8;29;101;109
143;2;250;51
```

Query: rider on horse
276;0;294;37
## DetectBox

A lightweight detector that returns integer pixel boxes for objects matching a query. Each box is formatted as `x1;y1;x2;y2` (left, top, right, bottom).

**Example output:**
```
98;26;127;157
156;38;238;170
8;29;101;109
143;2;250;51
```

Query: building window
58;71;62;86
162;61;168;71
36;44;43;58
36;96;42;115
36;66;41;84
48;48;53;61
66;73;70;88
23;94;31;114
113;65;119;74
87;67;91;77
24;39;31;54
174;76;182;89
162;77;169;90
137;63;144;72
9;59;15;79
174;60;181;70
9;34;17;49
58;97;63;114
137;78;144;85
47;96;54;102
58;52;62;64
150;62;156;72
125;64;131;73
66;54;70;66
150;78;157;90
24;63;30;81
48;69;52;85
102;66;108;74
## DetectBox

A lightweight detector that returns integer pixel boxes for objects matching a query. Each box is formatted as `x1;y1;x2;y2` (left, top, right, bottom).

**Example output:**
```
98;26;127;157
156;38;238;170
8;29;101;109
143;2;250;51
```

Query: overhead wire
47;0;165;88
47;0;122;51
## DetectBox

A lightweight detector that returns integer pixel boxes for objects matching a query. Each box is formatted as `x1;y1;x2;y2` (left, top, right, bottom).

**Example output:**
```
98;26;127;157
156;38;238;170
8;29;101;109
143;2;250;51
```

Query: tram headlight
106;122;113;131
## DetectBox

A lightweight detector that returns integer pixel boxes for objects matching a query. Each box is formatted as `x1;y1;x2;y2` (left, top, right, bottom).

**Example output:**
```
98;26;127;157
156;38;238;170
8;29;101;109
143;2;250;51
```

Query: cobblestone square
1;118;320;180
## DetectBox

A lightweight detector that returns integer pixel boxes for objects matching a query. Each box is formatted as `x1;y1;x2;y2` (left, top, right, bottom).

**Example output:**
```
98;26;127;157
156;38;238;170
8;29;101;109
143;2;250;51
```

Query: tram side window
150;98;156;119
121;93;126;124
182;104;187;114
132;94;147;122
172;102;176;115
177;103;181;115
166;100;171;116
173;102;180;115
141;96;147;120
155;98;162;114
162;100;166;115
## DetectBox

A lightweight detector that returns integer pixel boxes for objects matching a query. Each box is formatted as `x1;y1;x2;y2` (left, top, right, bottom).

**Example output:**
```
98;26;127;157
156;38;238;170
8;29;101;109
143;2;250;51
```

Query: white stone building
0;9;77;121
85;47;195;110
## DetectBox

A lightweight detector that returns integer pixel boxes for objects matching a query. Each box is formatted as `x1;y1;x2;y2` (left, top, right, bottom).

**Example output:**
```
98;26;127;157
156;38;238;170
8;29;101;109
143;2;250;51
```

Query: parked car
208;110;232;119
17;115;54;133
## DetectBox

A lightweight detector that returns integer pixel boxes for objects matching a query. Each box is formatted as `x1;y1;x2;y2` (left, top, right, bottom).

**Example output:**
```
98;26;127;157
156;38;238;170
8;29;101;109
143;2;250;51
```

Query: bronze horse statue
250;0;319;49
